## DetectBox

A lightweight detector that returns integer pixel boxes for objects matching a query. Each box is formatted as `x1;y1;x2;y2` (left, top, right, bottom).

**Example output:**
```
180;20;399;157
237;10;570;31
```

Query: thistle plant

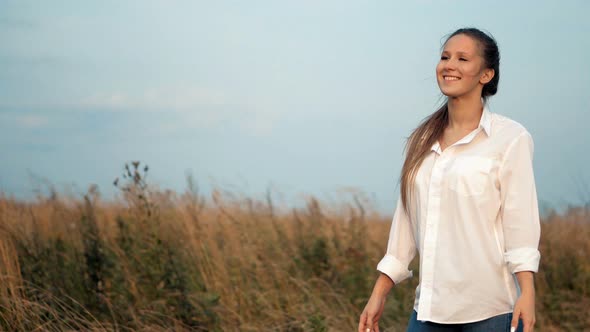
113;161;156;218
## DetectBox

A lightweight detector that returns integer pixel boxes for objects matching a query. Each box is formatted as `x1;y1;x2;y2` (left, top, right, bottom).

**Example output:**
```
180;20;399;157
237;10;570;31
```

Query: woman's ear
480;68;495;84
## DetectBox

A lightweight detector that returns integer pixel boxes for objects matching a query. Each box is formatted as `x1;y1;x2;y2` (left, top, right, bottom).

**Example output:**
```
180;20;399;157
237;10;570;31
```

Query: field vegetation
0;162;588;331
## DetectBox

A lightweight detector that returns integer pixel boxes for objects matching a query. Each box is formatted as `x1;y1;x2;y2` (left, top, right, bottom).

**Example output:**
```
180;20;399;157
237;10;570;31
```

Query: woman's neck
446;94;483;132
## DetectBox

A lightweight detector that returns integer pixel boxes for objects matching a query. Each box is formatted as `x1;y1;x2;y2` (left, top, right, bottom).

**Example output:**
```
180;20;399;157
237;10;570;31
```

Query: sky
1;1;589;214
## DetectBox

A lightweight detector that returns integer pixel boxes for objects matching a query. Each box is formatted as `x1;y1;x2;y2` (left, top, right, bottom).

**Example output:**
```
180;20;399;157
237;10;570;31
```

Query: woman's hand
511;271;536;332
358;293;386;332
359;273;394;332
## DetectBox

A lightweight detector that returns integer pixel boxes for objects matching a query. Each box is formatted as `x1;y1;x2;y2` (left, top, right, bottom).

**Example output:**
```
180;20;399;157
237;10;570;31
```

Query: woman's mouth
443;76;461;81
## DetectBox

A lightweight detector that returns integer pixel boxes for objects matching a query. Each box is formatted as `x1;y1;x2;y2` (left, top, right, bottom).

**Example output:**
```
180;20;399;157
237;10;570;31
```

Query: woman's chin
437;83;460;97
438;87;469;98
440;90;460;98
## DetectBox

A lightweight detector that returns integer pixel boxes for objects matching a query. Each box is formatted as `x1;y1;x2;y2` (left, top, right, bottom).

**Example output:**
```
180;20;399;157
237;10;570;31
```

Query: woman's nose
443;57;458;70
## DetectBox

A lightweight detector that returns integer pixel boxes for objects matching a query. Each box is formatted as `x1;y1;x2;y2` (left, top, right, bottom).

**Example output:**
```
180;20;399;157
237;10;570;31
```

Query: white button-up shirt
376;104;541;324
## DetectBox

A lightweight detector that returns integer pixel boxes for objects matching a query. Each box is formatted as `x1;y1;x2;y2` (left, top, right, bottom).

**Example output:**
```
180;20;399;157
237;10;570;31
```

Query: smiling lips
443;76;461;81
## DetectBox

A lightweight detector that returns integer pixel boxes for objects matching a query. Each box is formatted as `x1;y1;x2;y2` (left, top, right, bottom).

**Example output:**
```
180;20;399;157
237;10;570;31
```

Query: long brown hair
399;27;500;215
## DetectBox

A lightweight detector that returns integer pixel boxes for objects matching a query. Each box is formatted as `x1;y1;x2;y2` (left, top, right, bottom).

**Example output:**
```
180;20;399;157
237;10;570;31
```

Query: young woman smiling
358;28;540;332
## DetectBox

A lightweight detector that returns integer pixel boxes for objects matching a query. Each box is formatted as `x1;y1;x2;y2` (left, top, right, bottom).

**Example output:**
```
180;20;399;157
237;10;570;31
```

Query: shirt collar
480;103;492;137
430;102;492;153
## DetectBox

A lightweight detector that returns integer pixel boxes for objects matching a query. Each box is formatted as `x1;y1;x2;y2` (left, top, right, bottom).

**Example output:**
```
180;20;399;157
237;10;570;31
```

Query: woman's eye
440;56;449;60
459;58;467;61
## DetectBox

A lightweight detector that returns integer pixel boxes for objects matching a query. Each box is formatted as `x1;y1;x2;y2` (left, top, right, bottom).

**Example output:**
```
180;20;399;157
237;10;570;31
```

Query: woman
358;28;540;332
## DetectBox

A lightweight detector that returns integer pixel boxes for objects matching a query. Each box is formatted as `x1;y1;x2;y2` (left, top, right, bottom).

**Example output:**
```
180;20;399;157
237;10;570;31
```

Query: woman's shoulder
489;111;531;139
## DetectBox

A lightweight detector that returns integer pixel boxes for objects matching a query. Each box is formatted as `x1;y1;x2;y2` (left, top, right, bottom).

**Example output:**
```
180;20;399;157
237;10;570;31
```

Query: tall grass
0;162;588;331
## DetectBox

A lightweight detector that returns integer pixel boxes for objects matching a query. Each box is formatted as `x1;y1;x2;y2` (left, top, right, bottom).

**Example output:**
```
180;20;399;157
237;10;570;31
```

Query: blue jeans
407;310;524;332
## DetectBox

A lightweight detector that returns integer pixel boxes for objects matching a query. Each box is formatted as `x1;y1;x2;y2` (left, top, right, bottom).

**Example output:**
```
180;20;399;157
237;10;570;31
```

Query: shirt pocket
447;156;493;196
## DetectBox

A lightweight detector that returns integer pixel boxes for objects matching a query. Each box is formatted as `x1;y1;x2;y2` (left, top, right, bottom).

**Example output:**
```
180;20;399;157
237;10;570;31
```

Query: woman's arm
359;195;416;332
498;131;541;332
498;131;541;274
372;272;395;297
358;273;395;332
511;271;536;332
516;271;535;295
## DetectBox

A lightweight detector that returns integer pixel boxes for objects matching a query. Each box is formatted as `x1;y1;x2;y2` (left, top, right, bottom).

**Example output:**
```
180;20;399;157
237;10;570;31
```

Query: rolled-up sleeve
376;196;417;284
498;131;541;273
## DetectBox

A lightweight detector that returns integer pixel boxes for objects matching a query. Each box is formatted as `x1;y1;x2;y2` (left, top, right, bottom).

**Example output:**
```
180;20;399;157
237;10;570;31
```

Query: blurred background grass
0;162;588;331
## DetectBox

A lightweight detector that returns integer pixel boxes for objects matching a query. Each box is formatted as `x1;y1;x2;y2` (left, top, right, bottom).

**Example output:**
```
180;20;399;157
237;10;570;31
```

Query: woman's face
436;34;493;99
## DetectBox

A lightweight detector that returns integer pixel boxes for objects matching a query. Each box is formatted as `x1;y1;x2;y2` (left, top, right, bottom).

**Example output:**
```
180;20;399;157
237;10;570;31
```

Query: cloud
78;86;279;135
0;85;280;136
241;109;278;137
0;53;66;66
15;115;49;128
80;86;227;111
0;17;37;30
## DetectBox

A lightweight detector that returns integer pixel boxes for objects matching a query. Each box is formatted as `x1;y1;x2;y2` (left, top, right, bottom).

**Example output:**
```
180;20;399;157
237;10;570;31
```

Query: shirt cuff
376;254;413;284
504;247;541;273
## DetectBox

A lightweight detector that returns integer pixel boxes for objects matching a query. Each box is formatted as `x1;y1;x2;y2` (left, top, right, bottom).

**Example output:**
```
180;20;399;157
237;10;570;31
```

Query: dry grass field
0;162;588;331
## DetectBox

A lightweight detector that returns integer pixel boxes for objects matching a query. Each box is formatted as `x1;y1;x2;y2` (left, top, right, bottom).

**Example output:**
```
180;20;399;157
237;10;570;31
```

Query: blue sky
1;1;589;214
